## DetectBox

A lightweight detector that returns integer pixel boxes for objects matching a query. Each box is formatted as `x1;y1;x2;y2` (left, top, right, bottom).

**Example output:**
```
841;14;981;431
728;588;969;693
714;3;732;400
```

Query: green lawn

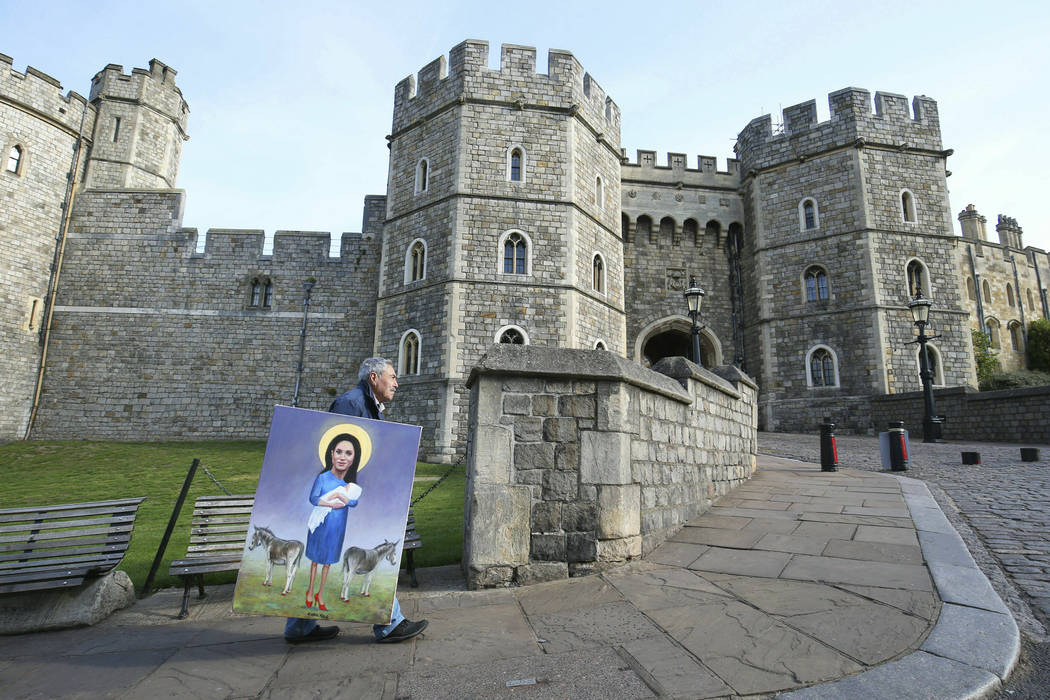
0;441;464;593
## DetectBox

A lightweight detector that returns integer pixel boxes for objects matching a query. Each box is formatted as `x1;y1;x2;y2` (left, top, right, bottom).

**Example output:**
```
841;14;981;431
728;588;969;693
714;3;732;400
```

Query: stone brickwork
871;385;1050;443
462;345;757;588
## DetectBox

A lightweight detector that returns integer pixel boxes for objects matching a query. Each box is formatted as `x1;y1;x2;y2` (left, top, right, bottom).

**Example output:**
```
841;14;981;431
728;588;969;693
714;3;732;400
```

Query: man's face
369;364;398;404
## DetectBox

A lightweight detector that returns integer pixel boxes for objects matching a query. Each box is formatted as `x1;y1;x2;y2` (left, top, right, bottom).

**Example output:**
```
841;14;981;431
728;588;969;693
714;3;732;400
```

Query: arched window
985;318;1001;350
507;146;526;183
659;217;675;245
595;175;604;209
901;189;917;223
1007;283;1015;307
906;259;929;297
263;280;273;308
250;278;261;307
982;279;992;303
637;215;652;245
500;230;530;275
804;266;829;302
6;145;23;174
806;345;839;388
966;277;976;301
916;343;945;386
594;339;607;351
683;219;699;246
405;239;427;283
621;213;632;242
1009;321;1024;353
592;253;605;294
415;158;429;193
399;330;421;375
496;325;528;345
798;198;819;231
705;220;721;243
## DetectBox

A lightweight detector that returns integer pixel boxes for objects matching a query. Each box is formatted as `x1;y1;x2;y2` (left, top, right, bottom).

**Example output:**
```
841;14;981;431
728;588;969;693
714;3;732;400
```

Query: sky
4;0;1049;253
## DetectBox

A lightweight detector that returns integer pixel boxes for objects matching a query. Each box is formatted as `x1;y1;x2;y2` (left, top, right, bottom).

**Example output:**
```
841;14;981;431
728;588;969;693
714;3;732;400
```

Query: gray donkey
340;539;399;600
247;525;304;596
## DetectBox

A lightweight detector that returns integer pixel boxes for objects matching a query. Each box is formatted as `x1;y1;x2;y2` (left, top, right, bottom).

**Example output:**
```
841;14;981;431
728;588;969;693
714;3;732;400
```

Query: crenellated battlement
620;150;740;190
0;53;95;134
188;228;377;262
392;40;620;139
622;150;740;176
736;87;943;172
89;59;188;129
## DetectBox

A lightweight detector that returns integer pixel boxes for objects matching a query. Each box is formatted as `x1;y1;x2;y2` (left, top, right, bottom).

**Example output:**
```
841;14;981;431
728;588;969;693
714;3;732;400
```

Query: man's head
358;356;398;404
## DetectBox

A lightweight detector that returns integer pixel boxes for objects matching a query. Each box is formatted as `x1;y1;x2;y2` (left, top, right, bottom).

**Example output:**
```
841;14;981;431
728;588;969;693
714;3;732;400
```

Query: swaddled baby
307;482;363;533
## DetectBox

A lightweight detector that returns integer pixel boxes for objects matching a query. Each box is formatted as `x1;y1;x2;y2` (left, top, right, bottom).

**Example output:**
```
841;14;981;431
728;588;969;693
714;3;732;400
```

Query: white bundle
307;482;363;533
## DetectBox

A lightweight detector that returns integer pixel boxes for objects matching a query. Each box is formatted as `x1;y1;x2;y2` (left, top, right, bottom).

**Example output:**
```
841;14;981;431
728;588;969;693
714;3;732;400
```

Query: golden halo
317;423;373;472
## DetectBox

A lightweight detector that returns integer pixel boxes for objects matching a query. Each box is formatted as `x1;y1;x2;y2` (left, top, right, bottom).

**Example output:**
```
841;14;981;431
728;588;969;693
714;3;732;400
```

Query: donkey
247;525;304;596
340;539;399;600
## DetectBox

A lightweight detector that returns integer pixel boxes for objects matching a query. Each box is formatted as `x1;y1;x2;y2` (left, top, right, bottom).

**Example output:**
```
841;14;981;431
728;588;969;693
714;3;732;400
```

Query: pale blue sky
4;0;1049;252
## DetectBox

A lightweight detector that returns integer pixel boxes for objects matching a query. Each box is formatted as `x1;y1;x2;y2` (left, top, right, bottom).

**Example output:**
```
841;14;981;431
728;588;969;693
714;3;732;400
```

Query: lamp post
683;275;706;365
291;278;315;408
907;289;941;442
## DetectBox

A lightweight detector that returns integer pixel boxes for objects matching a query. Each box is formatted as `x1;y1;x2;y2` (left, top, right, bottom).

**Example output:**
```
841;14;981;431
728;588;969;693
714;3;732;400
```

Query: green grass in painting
0;441;465;592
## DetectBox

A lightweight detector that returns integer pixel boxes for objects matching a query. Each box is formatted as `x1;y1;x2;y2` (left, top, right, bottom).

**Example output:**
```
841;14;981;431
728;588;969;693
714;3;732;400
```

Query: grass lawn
0;441;465;592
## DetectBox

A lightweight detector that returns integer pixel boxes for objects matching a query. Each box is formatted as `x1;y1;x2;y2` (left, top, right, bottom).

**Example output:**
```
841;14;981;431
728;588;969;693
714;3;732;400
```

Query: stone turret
84;59;189;189
959;204;987;241
996;214;1023;249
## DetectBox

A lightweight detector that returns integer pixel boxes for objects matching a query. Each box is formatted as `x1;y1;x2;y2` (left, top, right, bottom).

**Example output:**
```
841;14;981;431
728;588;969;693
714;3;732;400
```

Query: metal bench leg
177;576;191;620
407;550;418;588
196;573;207;599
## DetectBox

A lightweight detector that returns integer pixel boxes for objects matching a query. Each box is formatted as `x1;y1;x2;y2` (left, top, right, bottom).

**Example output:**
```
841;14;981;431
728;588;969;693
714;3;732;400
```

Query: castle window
901;189;917;223
1007;283;1015;308
659;217;675;246
500;230;530;275
263;281;273;308
916;343;945;386
6;145;23;174
637;215;653;244
621;213;632;242
496;325;529;345
806;345;839;388
250;278;261;307
594;339;607;351
966;277;976;301
592;253;605;294
905;259;930;297
804;266;829;302
25;297;43;331
404;239;427;284
985;318;1001;350
684;219;699;246
507;146;526;183
415;158;429;193
798;198;820;231
113;117;121;142
1009;321;1024;353
595;175;604;209
399;330;421;375
982;279;992;303
705;220;721;244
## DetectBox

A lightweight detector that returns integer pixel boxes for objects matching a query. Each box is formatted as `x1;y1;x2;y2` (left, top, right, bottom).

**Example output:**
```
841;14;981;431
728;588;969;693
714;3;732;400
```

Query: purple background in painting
249;405;420;555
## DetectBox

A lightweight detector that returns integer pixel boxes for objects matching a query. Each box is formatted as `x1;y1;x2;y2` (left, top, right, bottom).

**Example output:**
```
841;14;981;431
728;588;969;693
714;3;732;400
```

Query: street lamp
683;275;706;366
291;278;316;408
907;288;941;442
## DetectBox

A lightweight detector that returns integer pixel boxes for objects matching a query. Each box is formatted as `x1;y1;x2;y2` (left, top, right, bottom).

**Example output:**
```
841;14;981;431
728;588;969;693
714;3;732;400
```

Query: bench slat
0;537;131;562
192;507;254;517
0;513;138;535
0;498;144;518
0;577;86;595
0;523;134;547
0;550;126;572
0;504;143;526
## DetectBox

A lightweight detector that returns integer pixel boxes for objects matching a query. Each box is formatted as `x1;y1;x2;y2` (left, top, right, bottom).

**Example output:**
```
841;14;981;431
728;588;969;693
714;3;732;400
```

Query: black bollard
961;452;980;465
888;421;908;471
1021;448;1040;463
820;420;839;472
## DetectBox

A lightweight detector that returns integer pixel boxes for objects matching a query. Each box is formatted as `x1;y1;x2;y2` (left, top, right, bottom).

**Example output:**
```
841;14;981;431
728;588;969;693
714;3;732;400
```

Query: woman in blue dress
304;432;361;611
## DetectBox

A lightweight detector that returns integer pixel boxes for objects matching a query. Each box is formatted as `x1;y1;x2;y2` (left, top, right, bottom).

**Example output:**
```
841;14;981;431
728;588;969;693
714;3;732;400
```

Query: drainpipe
968;245;986;330
1011;256;1027;350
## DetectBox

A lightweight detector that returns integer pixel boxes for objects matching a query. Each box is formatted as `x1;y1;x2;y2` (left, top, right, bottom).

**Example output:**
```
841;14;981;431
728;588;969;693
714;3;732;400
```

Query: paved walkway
0;456;1017;699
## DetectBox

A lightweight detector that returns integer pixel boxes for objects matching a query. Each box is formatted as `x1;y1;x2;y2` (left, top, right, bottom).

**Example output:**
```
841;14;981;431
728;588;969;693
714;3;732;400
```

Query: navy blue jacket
329;379;383;421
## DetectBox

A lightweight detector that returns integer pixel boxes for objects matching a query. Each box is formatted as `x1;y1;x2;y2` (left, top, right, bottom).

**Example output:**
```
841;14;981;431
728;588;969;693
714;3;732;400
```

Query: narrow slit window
250;279;261;307
510;148;523;182
113;117;121;142
6;145;22;173
263;281;273;308
592;254;605;293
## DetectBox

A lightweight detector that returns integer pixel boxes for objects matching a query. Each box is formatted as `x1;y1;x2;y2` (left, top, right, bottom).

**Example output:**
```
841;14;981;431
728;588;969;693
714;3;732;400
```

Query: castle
2;41;1048;462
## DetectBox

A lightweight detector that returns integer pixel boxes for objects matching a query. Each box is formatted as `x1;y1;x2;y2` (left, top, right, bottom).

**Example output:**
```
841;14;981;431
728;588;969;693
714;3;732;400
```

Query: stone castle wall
462;346;757;588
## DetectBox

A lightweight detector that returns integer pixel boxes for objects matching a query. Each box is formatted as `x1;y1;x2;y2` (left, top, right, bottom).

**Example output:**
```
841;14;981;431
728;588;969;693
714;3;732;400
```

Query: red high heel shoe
315;594;327;611
306;593;313;608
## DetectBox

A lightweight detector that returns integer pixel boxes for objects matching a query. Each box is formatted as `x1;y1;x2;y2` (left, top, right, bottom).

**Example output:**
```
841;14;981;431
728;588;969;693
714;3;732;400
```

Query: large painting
233;405;420;624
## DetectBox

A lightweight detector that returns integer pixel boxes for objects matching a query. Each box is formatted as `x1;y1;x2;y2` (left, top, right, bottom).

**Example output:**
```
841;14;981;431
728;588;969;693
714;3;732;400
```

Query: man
284;357;429;644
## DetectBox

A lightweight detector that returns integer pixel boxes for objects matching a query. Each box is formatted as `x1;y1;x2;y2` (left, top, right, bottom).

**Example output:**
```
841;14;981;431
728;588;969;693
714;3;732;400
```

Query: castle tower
959;204;987;241
735;89;975;433
83;59;188;189
376;41;624;461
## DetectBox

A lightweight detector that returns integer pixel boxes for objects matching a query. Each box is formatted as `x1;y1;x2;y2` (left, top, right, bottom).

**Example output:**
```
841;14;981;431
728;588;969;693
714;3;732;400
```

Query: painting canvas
233;405;420;624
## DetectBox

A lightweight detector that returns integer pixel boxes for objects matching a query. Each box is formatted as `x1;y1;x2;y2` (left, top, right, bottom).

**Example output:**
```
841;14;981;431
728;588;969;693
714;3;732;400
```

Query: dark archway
642;329;715;368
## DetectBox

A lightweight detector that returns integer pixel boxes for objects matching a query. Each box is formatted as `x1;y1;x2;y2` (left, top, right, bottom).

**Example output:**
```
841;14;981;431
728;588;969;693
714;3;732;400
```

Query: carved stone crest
666;268;686;292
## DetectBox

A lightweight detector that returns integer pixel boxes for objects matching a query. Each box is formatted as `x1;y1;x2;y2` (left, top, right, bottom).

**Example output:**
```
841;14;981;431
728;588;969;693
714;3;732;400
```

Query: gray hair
358;357;393;381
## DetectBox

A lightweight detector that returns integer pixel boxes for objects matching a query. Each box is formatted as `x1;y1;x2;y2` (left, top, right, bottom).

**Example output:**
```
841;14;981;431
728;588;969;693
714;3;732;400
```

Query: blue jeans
284;597;405;640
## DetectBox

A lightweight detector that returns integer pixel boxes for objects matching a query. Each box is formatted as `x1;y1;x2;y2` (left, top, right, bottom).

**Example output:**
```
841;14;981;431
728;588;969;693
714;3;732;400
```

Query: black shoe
285;625;339;644
377;618;428;643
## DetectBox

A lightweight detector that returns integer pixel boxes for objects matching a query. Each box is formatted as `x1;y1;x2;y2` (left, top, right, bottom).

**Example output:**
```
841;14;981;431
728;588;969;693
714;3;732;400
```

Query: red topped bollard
888;421;909;471
820;420;839;472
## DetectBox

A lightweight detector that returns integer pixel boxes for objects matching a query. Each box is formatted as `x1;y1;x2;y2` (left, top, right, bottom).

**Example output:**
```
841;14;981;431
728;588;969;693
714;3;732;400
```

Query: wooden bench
168;495;422;618
0;498;145;595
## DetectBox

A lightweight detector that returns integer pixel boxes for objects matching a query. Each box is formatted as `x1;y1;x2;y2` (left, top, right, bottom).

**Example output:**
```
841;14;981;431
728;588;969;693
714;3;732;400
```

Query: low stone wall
461;345;757;589
870;385;1050;444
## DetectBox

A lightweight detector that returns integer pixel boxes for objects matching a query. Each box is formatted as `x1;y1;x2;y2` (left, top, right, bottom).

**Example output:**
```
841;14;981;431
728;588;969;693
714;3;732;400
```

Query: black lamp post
683;275;706;366
907;289;941;442
291;278;315;408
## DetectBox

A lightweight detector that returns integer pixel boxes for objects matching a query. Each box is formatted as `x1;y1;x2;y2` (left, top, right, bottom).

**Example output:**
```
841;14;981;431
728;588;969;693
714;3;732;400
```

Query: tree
971;328;998;387
1028;319;1050;372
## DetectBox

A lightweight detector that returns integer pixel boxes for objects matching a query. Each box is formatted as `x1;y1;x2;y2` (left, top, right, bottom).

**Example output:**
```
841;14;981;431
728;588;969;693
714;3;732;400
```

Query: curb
778;474;1019;699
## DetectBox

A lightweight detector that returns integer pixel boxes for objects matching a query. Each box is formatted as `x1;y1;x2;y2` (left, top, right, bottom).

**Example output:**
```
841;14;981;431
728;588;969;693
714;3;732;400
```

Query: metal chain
200;463;234;496
411;463;460;506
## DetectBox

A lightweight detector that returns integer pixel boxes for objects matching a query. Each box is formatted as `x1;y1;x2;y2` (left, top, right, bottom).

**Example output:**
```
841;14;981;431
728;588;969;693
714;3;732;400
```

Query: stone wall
871;385;1050;443
461;345;757;589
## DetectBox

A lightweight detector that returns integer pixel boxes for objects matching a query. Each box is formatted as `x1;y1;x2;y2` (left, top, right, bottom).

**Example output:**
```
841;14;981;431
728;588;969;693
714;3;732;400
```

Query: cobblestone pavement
759;431;1050;643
